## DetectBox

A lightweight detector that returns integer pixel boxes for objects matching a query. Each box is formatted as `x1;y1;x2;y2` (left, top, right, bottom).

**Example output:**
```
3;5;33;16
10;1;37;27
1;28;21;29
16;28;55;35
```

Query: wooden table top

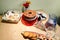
0;16;60;40
0;16;46;40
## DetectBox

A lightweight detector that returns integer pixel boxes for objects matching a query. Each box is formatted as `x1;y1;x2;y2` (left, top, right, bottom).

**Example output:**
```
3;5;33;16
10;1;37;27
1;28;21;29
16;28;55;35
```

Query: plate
2;10;20;23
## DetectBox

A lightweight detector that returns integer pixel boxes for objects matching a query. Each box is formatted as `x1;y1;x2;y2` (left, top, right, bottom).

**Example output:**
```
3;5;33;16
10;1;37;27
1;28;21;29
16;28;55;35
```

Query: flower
23;3;29;8
23;1;31;8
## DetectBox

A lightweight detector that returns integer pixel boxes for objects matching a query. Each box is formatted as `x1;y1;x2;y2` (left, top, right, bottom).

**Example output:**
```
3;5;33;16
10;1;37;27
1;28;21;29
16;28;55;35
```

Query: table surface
0;16;60;40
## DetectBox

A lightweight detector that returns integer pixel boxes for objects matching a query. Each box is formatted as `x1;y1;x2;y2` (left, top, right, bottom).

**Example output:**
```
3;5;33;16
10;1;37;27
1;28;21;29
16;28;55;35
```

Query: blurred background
0;0;60;16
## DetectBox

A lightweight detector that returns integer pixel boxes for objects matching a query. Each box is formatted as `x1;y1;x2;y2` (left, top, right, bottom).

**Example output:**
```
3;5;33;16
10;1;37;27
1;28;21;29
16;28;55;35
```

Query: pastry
23;10;37;21
23;10;36;18
2;10;20;23
21;31;52;40
21;10;38;26
22;31;37;38
22;31;29;37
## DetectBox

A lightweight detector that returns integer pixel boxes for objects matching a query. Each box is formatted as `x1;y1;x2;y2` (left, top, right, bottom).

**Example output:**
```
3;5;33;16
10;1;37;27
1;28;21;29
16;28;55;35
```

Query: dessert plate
2;10;20;23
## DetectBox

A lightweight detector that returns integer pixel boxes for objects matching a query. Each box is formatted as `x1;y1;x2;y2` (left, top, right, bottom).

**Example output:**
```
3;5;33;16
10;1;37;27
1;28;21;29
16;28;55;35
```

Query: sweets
2;10;20;23
21;31;52;40
23;10;37;21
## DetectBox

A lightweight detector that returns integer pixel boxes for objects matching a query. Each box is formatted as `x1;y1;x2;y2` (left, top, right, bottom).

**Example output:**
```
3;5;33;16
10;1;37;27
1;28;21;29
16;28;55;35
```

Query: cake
21;10;37;26
23;10;37;21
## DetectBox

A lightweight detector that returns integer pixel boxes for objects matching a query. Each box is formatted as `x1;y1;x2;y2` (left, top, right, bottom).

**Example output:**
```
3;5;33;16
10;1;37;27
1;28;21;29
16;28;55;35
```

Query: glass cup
45;14;57;31
45;14;57;39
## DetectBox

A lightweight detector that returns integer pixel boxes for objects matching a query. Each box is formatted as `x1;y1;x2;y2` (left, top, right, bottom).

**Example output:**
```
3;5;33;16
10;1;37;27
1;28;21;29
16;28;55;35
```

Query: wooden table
0;16;60;40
